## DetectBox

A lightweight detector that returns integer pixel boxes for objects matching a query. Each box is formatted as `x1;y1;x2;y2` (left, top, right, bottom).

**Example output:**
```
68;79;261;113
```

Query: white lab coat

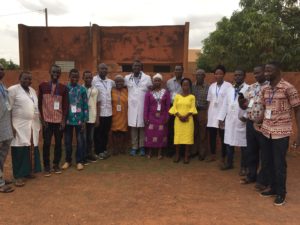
217;83;249;147
125;72;152;127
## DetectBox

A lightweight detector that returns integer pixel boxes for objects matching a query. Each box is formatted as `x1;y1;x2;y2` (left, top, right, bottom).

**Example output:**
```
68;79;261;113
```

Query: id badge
265;109;272;119
248;99;254;108
157;103;161;112
34;106;39;114
5;101;11;111
71;105;77;113
116;104;122;112
54;101;60;110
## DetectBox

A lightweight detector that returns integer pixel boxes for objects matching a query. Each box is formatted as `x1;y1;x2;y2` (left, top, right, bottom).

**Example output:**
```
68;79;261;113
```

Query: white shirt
206;81;232;128
92;76;115;117
125;72;152;127
83;85;100;123
217;83;249;147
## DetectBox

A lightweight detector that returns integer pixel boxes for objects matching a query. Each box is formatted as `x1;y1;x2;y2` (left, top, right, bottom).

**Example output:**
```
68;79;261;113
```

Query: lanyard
0;84;7;99
101;80;108;90
24;89;34;103
130;73;141;86
233;84;243;101
50;82;59;97
152;89;164;103
117;89;122;104
215;83;222;98
268;88;277;104
69;84;80;105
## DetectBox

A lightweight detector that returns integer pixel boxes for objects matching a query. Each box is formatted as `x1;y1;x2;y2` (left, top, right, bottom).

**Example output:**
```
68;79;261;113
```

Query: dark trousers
166;115;176;156
64;125;85;164
260;135;289;196
226;145;246;167
94;116;112;154
42;123;63;170
208;127;226;158
246;120;269;185
84;123;95;158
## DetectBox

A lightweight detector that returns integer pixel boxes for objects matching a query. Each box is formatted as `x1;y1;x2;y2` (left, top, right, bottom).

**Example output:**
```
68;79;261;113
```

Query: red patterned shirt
260;79;300;139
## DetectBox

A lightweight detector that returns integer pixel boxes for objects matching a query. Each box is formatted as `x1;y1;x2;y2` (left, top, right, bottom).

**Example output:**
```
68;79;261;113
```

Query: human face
83;72;93;87
69;72;79;86
174;66;183;79
264;64;278;82
50;66;61;82
152;77;162;89
253;66;265;83
181;80;190;94
115;77;125;89
20;73;32;88
0;63;5;80
214;69;225;84
234;70;245;85
132;62;142;75
195;69;205;84
98;64;108;79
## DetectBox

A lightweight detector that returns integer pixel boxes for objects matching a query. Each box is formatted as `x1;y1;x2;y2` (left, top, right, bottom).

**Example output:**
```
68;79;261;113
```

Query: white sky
0;0;241;64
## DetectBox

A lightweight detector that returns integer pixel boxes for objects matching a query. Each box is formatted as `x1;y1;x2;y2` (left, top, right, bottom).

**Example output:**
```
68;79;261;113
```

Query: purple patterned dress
144;89;171;148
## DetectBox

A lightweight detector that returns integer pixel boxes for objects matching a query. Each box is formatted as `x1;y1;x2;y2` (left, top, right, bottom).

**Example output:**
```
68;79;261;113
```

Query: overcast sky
0;0;241;64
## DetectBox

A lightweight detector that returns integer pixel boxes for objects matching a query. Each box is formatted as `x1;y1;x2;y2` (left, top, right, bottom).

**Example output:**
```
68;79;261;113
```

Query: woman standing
169;78;197;164
111;75;128;154
144;73;170;159
8;71;41;187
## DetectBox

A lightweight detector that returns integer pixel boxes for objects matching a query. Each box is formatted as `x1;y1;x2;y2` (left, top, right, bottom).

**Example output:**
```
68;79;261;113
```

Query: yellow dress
169;94;197;144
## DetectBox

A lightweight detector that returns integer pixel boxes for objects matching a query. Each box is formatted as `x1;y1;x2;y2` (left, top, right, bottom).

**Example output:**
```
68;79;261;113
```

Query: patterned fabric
38;82;69;123
111;88;128;132
260;79;300;139
144;89;171;148
66;83;89;125
192;82;210;109
0;82;13;142
244;81;268;130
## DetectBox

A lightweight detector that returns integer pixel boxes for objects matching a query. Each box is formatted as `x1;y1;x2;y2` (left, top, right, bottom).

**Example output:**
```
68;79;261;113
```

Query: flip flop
5;179;13;185
14;179;25;187
0;185;14;193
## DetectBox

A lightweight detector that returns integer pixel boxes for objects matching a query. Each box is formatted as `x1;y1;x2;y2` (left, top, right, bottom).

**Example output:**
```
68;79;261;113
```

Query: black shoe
83;160;90;166
274;195;286;206
260;190;276;197
255;183;268;192
44;169;52;177
220;164;233;170
53;165;62;174
87;155;98;162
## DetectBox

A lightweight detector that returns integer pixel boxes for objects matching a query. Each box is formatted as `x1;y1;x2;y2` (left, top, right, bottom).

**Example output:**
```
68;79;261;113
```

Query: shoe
205;155;216;162
173;157;180;163
25;174;36;179
98;153;105;160
44;169;52;177
77;163;84;171
14;179;25;187
83;160;90;166
240;178;255;184
130;149;136;156
157;155;163;160
139;148;145;156
239;168;247;176
183;160;190;164
274;195;286;206
104;151;110;158
87;155;98;162
220;164;233;170
62;162;71;170
53;165;62;174
260;190;276;197
255;183;268;192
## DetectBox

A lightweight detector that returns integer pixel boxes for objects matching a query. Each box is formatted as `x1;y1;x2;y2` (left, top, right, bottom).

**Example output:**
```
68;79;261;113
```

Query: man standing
238;65;269;189
38;64;68;176
0;63;14;193
125;60;152;156
92;63;114;160
192;69;210;160
218;69;249;171
166;65;185;156
259;61;300;206
206;65;231;162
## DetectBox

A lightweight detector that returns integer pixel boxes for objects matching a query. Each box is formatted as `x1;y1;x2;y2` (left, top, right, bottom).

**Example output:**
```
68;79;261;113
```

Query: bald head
97;63;108;80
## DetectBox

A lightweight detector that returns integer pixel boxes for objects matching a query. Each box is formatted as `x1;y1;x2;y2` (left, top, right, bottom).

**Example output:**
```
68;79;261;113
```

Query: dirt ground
1;150;300;225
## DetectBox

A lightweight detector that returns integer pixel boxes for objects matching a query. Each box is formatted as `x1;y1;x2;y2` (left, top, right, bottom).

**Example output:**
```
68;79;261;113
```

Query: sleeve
169;94;178;115
143;92;150;122
38;84;44;120
82;88;89;122
8;86;16;109
62;86;69;121
189;95;198;115
217;91;229;121
207;85;212;102
96;88;101;102
147;76;152;88
286;85;300;108
163;91;171;122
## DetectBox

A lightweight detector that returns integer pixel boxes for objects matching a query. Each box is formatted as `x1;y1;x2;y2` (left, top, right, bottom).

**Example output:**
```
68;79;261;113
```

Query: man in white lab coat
218;69;249;171
125;60;152;156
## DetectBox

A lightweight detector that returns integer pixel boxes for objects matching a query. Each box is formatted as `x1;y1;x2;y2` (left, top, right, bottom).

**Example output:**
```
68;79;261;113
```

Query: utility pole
45;8;48;27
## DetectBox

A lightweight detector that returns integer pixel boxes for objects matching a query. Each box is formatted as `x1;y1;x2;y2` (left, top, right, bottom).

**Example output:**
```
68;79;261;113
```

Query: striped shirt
38;82;69;123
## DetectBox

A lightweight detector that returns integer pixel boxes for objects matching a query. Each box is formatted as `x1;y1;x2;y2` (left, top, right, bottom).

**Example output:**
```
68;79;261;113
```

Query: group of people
0;60;299;207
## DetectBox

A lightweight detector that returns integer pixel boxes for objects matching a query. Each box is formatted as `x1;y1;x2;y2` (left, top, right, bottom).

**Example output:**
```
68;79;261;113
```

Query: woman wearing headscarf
8;71;41;187
144;73;170;159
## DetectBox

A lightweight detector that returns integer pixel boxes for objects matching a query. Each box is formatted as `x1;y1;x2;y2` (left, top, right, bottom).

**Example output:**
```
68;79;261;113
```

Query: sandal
240;178;255;184
0;185;14;193
157;155;163;160
15;179;25;187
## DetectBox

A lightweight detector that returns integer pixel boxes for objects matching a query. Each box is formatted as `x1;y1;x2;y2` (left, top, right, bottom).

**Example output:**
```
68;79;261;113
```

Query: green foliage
197;0;300;72
0;58;20;70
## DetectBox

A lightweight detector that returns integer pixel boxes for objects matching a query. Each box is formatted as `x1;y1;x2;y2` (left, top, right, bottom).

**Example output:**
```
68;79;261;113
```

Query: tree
0;58;20;70
197;0;300;71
